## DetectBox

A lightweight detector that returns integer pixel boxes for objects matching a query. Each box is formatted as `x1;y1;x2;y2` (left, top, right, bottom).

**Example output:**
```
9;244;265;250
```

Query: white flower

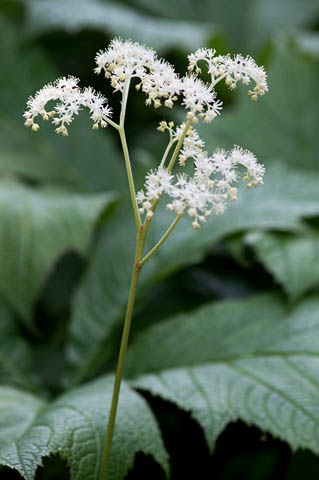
137;144;265;229
23;76;112;135
181;75;223;122
188;48;268;100
95;38;181;108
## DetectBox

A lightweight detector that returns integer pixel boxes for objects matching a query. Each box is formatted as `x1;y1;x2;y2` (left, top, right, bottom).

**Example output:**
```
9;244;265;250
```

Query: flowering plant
24;38;268;478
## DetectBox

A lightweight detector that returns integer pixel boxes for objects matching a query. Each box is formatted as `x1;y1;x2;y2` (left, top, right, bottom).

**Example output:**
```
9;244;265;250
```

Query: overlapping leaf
246;229;319;300
66;158;318;382
0;180;115;327
0;377;168;479
127;293;319;453
0;296;35;390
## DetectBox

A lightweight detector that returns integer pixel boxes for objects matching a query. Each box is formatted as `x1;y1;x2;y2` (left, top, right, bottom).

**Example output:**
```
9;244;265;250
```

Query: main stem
99;230;145;479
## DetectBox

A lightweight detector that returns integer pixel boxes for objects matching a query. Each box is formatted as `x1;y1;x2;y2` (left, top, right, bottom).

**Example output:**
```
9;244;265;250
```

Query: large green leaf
127;293;319;453
127;0;318;52
0;180;115;327
0;377;168;479
26;0;216;51
199;39;318;170
0;296;35;390
246;229;319;300
66;158;319;383
0;18;124;192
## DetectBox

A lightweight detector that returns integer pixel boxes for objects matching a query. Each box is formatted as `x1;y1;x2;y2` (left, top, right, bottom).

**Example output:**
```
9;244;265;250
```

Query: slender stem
103;116;120;130
167;116;192;172
160;138;176;167
211;72;228;87
120;76;131;128
118;128;142;229
99;230;145;480
116;76;141;229
140;213;183;266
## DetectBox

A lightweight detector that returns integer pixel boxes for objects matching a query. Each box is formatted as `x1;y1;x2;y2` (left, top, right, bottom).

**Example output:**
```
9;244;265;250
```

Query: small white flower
137;143;265;228
23;76;112;135
188;48;268;100
181;75;223;122
95;38;182;108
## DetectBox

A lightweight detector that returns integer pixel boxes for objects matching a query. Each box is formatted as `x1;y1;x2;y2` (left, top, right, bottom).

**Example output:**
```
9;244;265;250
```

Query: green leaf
126;293;319;453
66;159;319;382
246;229;319;300
0;180;115;328
126;0;318;52
0;377;168;480
25;0;216;51
0;18;125;192
199;39;318;170
0;296;35;391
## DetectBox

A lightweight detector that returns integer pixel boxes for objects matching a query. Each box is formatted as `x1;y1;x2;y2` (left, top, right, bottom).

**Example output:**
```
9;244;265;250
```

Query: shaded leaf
66;159;319;382
0;377;168;479
246;229;319;300
0;180;115;327
0;296;35;390
26;0;216;51
127;293;319;453
127;0;318;52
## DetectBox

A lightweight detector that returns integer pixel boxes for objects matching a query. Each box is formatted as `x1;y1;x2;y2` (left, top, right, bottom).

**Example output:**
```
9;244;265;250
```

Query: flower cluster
188;48;268;100
23;76;112;135
137;136;265;229
181;75;223;122
95;38;181;108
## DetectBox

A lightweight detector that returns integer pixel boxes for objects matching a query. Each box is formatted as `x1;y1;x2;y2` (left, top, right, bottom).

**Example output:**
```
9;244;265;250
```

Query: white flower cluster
23;76;112;135
181;75;223;122
95;38;181;109
137;129;265;229
188;48;268;100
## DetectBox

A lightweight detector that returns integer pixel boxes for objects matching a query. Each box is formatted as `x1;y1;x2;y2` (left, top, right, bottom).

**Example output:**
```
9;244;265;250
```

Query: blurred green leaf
0;377;168;480
0;17;124;192
128;293;319;453
246;229;319;300
0;180;115;328
0;296;35;390
127;0;318;52
26;0;216;51
199;39;318;170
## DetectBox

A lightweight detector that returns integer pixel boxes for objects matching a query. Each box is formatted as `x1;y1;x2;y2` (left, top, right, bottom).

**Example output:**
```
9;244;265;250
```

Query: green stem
99;229;145;480
140;212;183;266
119;127;141;229
167;116;192;173
117;76;141;229
160;138;176;167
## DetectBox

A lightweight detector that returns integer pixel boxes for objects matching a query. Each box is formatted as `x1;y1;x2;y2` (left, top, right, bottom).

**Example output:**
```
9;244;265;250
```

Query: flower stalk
23;37;268;478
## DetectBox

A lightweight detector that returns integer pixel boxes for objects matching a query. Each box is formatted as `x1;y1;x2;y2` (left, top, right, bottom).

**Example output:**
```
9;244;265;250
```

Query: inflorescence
24;38;268;229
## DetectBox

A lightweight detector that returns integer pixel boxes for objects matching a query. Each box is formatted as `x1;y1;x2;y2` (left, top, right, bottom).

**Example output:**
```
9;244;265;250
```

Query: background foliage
0;0;318;479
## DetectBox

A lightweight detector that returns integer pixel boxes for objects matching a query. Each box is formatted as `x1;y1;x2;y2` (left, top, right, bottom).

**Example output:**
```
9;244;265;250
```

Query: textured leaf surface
247;230;319;300
0;297;35;390
0;377;168;480
127;293;319;452
66;159;318;382
0;180;115;326
26;0;215;51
